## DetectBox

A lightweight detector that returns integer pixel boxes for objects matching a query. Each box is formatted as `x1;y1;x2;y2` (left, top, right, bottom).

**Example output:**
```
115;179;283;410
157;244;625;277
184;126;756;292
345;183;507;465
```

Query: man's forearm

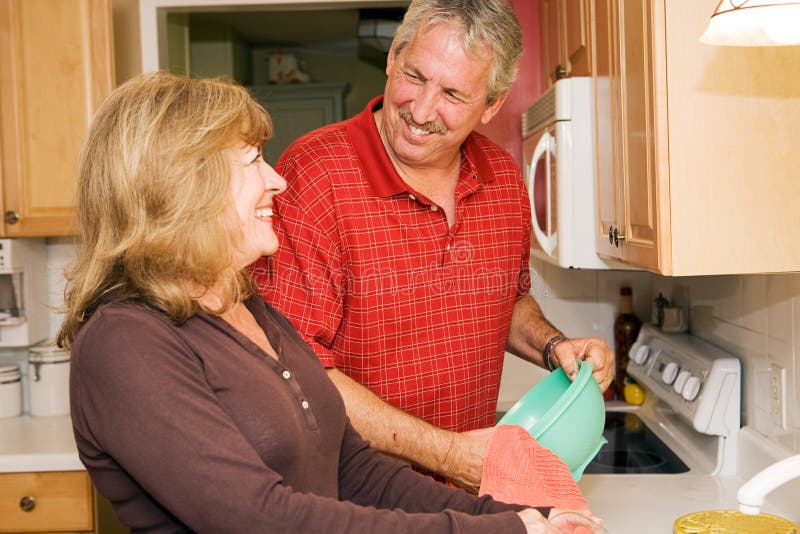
325;368;486;488
506;295;562;367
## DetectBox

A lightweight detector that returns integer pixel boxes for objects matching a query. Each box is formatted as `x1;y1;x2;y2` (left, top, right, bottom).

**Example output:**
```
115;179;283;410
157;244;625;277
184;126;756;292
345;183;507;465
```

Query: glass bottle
613;287;642;396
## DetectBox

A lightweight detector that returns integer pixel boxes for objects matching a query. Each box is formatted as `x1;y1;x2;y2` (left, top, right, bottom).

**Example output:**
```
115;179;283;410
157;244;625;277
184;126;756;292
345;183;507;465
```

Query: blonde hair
57;71;272;348
392;0;522;102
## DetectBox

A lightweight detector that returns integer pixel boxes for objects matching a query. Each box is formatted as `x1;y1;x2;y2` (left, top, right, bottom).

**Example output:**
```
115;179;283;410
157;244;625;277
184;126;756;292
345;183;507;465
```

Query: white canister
28;346;71;417
0;364;22;418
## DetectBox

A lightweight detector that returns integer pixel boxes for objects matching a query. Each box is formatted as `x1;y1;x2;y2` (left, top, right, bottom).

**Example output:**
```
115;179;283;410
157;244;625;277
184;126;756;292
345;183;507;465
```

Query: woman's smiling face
226;143;287;268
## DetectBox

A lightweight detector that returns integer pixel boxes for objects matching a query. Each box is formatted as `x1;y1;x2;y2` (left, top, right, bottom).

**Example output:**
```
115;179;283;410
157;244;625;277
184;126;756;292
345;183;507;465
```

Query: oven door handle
527;129;557;255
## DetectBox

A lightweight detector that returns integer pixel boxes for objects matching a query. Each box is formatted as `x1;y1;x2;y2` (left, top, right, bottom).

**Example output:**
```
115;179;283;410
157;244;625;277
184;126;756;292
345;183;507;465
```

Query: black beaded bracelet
543;335;568;371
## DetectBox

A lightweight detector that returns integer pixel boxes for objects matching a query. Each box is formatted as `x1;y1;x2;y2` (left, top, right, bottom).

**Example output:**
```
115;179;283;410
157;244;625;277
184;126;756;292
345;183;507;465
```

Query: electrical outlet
770;363;788;432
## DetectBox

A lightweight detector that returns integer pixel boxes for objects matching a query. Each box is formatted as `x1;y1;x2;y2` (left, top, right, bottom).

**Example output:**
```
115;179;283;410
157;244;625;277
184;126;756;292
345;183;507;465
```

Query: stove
584;324;741;476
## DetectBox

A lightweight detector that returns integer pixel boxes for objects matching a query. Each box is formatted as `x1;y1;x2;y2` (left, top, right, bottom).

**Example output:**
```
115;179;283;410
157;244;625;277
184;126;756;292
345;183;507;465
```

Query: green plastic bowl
497;360;606;481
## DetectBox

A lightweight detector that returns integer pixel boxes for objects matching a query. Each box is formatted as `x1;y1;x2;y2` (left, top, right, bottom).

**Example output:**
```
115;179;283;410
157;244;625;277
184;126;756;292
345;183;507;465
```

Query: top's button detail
282;370;291;380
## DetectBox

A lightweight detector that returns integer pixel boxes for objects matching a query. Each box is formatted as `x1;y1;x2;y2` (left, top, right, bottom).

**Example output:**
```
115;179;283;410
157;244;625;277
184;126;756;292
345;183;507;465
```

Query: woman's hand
548;508;608;533
516;508;560;533
516;508;607;533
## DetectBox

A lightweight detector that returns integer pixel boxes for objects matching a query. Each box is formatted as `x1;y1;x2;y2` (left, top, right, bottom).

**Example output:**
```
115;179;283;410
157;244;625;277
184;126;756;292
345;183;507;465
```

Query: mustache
398;109;447;135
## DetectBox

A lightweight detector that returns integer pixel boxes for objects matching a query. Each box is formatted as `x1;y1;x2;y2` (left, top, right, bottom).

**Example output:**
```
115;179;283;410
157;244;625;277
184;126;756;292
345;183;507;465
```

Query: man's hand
440;427;495;492
551;337;614;392
507;297;615;392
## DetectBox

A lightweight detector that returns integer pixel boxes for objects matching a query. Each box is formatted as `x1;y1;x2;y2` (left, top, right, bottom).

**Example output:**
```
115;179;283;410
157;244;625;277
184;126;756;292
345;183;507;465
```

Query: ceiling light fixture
357;18;399;53
699;0;800;46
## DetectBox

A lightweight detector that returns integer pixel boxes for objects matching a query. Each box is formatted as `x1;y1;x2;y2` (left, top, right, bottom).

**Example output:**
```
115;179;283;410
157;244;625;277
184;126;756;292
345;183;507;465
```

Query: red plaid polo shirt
254;96;532;432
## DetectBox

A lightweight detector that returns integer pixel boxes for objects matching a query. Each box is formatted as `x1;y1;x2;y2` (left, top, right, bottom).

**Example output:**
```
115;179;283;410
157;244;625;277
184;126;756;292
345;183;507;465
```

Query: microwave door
526;127;557;256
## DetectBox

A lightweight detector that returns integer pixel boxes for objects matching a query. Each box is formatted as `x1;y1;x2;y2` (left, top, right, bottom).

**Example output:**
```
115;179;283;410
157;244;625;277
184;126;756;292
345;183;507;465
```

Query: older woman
57;72;601;533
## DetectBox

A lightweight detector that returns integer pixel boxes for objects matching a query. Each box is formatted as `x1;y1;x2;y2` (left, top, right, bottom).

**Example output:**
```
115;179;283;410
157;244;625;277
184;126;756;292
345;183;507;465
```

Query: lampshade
699;0;800;46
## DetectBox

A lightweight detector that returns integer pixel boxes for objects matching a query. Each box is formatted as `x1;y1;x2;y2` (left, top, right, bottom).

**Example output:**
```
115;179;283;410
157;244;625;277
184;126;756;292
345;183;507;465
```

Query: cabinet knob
613;227;626;247
4;211;20;225
19;495;35;512
553;65;567;80
609;226;626;247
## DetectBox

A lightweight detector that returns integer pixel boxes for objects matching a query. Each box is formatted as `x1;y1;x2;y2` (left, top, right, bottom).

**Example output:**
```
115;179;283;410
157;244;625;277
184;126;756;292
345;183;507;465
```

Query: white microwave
522;77;613;269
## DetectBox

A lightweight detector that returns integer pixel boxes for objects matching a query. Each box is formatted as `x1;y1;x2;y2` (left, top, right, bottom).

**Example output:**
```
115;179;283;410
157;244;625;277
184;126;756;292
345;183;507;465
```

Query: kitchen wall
474;0;539;167
499;260;800;456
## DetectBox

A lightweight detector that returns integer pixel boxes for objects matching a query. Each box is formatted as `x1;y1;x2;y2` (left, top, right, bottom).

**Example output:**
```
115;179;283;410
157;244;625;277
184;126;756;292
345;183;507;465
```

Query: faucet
737;454;800;515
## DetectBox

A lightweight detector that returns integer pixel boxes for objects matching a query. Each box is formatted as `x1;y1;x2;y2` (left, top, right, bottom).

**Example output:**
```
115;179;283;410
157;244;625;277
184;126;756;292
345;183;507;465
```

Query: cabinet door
564;0;592;77
260;98;336;164
0;0;114;237
592;0;623;259
540;0;564;89
541;0;592;90
617;0;660;271
248;83;348;165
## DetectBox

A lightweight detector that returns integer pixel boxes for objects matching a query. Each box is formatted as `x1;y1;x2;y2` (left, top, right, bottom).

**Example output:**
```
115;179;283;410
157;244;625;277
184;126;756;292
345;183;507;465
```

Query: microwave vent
522;86;556;137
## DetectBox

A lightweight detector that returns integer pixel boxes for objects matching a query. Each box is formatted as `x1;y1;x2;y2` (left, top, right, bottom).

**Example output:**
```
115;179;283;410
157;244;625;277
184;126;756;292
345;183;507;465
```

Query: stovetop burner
583;412;689;474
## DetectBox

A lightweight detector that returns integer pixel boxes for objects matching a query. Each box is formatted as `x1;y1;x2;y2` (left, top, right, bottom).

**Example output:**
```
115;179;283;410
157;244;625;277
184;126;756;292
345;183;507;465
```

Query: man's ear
480;91;510;124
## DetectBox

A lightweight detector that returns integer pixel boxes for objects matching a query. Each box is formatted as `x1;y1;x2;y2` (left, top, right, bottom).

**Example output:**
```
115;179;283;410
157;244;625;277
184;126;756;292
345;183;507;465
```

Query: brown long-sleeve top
70;296;539;533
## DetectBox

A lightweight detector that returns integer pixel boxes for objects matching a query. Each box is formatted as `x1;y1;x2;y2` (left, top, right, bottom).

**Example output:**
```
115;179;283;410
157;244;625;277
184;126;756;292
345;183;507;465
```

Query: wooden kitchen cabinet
540;0;592;89
591;0;800;275
0;471;94;532
592;0;660;271
0;0;115;237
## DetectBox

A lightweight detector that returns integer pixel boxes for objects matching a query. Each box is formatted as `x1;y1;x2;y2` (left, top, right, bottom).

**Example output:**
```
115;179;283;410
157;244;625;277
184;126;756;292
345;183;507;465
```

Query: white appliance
522;77;612;269
585;324;742;477
578;326;800;531
0;238;48;347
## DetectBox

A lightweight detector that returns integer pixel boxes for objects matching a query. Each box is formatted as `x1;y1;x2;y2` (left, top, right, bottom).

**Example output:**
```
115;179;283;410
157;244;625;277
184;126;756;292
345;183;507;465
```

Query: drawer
0;471;93;532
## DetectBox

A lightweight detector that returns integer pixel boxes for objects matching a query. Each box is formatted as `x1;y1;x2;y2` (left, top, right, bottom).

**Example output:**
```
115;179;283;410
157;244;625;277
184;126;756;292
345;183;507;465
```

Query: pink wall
475;0;541;168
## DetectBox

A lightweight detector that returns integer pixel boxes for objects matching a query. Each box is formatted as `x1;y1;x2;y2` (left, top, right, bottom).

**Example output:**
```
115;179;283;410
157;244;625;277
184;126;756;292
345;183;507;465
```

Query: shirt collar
346;96;495;199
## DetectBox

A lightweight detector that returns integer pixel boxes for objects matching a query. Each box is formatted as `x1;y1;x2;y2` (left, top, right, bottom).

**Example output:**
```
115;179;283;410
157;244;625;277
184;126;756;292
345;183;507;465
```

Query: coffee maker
0;238;47;347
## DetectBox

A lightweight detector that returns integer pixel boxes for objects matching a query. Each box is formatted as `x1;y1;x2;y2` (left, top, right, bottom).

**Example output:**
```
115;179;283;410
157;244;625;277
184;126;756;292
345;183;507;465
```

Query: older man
255;0;613;490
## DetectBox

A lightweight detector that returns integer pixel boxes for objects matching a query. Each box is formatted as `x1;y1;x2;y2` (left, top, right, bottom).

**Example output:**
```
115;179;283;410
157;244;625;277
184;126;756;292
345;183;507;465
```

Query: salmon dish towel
479;424;588;510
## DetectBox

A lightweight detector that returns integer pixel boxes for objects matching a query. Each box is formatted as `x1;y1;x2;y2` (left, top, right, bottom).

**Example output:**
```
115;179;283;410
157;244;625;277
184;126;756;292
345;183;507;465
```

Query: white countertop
578;473;747;533
578;427;800;533
0;415;82;472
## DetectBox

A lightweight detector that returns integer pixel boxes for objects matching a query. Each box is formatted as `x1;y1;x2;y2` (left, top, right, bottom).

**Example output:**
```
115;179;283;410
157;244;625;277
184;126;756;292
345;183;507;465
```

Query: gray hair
392;0;522;102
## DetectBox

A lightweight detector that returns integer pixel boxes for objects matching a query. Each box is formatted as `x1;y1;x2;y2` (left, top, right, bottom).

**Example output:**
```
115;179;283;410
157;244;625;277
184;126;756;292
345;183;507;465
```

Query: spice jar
27;345;70;417
0;364;23;418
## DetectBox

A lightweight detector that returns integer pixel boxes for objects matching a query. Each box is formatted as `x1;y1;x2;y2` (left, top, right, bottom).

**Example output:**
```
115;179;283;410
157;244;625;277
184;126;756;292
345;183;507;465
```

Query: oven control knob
682;376;702;401
673;369;691;394
631;345;651;365
662;362;680;385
